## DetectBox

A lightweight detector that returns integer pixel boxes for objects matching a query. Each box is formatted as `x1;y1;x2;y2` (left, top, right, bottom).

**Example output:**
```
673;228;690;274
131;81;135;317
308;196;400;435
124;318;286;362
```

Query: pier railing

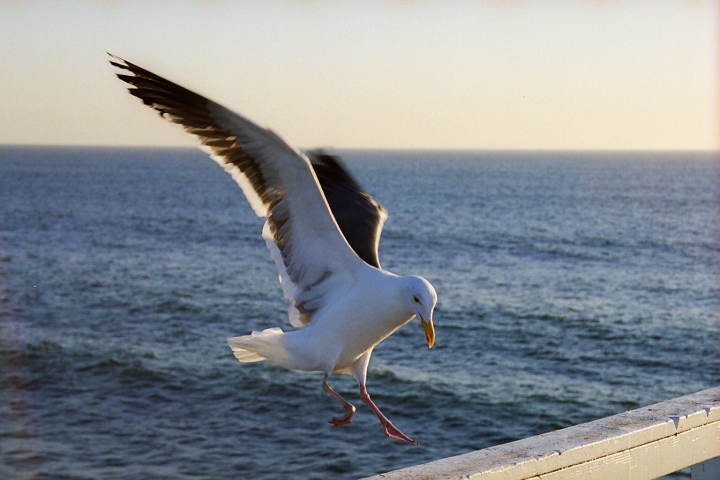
363;386;720;480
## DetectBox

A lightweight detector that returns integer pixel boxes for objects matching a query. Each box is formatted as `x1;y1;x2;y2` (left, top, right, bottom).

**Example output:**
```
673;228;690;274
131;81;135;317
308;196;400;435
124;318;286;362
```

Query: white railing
363;386;720;480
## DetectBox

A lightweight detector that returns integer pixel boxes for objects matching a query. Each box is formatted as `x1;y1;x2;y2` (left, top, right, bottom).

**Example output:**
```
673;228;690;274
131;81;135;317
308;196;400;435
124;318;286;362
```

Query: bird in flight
110;54;437;444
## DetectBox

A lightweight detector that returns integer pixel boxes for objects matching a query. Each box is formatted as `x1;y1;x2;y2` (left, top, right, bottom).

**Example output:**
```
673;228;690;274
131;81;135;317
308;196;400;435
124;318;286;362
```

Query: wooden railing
363;386;720;480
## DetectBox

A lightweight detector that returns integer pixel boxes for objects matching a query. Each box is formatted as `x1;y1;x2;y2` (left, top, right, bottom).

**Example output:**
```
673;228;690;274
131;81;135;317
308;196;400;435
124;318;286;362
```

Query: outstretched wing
308;150;388;269
110;54;365;327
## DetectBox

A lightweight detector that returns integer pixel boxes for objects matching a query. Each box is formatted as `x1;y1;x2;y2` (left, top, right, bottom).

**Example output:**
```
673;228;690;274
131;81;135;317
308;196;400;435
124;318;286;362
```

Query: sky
1;1;718;151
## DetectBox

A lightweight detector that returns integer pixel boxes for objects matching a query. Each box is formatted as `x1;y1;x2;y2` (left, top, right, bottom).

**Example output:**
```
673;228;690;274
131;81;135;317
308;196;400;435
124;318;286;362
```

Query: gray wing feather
110;54;364;328
308;150;387;269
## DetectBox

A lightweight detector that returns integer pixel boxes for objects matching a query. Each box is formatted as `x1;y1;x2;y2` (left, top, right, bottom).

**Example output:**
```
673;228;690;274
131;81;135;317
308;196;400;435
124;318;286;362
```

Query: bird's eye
413;296;420;303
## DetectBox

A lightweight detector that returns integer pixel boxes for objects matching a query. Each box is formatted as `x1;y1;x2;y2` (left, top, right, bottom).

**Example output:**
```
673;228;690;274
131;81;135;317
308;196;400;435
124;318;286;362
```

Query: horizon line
2;144;719;154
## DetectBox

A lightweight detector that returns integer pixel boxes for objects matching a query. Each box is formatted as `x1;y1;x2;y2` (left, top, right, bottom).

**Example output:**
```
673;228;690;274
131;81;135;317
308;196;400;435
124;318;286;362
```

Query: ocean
1;146;718;479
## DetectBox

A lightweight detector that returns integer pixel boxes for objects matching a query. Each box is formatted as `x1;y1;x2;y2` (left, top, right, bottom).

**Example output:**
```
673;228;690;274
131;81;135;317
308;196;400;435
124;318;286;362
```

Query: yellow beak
420;315;435;348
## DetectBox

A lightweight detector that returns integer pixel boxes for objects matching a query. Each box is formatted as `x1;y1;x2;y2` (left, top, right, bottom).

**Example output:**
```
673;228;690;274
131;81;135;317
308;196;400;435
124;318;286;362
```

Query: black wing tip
308;149;361;187
107;52;132;72
108;54;145;88
108;54;211;110
109;54;146;103
107;53;140;71
108;53;165;86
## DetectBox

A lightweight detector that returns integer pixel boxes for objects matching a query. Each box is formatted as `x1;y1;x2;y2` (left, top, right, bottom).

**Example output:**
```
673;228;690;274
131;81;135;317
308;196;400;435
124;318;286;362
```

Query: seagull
110;54;437;444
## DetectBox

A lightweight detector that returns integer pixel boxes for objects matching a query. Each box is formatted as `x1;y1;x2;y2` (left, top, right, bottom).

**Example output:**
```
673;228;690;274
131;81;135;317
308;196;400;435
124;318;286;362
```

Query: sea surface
1;146;718;479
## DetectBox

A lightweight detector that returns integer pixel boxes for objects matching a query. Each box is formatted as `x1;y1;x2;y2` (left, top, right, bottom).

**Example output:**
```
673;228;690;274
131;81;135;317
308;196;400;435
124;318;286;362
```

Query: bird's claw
381;420;417;445
380;420;417;445
329;416;353;428
328;404;356;428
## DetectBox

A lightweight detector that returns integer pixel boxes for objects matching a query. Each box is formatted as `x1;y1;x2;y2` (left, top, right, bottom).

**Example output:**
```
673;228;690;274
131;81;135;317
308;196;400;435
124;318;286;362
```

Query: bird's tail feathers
227;328;287;364
228;346;266;363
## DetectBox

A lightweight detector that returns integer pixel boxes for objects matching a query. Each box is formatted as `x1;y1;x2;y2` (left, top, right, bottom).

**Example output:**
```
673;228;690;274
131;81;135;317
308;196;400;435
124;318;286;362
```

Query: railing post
363;386;720;480
692;456;720;480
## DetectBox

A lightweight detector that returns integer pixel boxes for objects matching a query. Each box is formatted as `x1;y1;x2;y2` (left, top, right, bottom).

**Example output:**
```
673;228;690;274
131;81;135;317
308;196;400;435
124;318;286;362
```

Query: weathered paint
363;386;720;480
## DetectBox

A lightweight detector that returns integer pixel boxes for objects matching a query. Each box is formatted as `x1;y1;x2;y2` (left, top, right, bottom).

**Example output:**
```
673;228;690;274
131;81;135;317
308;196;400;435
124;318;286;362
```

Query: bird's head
402;276;437;348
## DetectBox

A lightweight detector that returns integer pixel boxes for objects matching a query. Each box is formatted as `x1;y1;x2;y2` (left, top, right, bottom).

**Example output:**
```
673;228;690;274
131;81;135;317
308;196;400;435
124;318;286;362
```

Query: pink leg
359;383;417;445
322;375;356;428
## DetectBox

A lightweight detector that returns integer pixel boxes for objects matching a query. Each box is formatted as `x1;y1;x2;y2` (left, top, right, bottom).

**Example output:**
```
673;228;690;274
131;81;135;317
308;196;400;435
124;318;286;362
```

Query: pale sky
1;1;718;150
